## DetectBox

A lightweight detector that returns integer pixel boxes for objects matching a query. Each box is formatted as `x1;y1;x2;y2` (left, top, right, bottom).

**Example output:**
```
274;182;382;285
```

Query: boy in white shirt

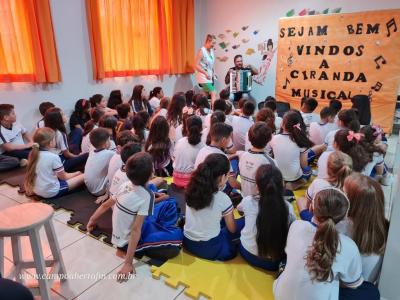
195;122;240;190
36;101;55;129
231;100;255;151
300;97;320;131
239;122;276;197
309;107;337;145
84;128;115;196
0;104;33;160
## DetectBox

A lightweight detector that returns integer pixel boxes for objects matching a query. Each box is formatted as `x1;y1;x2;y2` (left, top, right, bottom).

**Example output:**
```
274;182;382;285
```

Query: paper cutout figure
254;39;276;85
242;38;250;43
332;7;342;13
322;8;329;14
253;30;259;35
246;48;255;55
225;49;229;52
217;56;229;62
233;32;239;38
286;9;295;17
299;9;308;16
218;34;226;39
232;44;240;49
242;26;249;31
219;42;227;49
226;29;232;33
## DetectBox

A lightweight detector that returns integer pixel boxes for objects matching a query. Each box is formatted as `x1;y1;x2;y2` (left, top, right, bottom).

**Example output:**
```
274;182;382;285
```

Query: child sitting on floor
274;188;380;300
36;101;55;129
244;108;275;152
184;153;244;261
297;151;353;221
0;104;33;160
341;173;388;284
24;127;84;198
239;122;275;198
300;97;320;131
84;128;115;196
114;152;182;281
44;107;88;172
115;103;132;133
309;107;337;145
69;99;91;154
238;164;295;271
131;111;150;149
231;100;255;151
173;115;204;188
81;108;105;153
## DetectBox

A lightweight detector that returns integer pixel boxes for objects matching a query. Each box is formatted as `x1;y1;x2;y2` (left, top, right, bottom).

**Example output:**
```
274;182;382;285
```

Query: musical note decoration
233;32;239;38
374;55;387;69
386;18;397;37
283;77;290;89
371;82;383;92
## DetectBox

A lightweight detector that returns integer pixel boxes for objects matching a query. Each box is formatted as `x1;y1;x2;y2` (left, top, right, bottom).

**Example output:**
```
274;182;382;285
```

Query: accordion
230;69;252;93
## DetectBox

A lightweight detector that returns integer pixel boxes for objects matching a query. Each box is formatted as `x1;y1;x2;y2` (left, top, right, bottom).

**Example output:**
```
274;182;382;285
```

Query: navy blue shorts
239;243;280;271
55;180;69;198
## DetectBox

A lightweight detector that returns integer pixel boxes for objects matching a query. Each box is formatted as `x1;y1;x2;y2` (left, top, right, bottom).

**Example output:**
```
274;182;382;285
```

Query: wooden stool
0;203;66;300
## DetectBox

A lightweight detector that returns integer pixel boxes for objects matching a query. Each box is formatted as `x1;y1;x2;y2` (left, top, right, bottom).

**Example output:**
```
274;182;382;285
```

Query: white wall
0;0;200;131
200;0;400;104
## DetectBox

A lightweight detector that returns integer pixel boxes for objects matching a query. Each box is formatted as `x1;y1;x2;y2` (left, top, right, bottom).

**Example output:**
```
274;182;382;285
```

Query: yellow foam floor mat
151;250;276;299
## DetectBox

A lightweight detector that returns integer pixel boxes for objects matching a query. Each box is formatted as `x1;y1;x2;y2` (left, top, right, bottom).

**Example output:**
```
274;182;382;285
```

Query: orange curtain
0;0;61;83
86;0;194;80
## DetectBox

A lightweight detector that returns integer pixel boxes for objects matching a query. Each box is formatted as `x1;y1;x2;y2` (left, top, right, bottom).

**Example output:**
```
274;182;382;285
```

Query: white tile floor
0;134;398;299
0;191;186;300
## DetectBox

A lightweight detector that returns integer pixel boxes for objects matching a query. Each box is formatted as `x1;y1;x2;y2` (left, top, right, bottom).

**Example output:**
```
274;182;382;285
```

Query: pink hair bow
293;123;301;130
372;124;383;137
347;131;363;143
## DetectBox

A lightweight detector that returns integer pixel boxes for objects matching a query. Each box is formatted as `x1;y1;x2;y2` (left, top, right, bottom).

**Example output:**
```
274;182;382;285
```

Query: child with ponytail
341;173;388;284
238;164;295;271
148;87;164;110
297;151;353;221
44;108;88;172
173;115;204;188
274;188;380;300
24;128;84;198
360;125;393;185
270;110;325;190
183;153;243;261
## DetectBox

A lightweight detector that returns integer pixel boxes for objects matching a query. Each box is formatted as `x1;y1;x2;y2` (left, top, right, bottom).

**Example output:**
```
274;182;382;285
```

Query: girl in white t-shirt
131;111;150;150
167;92;186;144
270;110;323;190
173;115;204;188
342;173;388;284
44;108;88;172
148;87;164;111
24;127;84;198
183;153;243;261
238;164;295;271
274;188;380;300
297;151;353;221
81;108;105;153
359;125;393;185
145;116;174;177
194;94;211;128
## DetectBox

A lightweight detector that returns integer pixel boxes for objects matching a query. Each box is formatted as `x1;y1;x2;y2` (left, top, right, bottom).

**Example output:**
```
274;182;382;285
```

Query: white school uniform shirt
244;132;272;155
52;130;69;155
324;128;340;151
36;119;45;129
274;113;283;133
33;150;64;198
232;115;254;151
184;191;233;241
152;108;167;121
309;122;338;145
201;127;209;144
273;220;363;300
225;114;233;126
237;195;296;256
362;152;384;177
0;122;27;154
238;150;276;198
194;145;230;170
270;134;307;182
317;150;333;179
301;112;320;130
81;133;117;154
337;219;383;283
305;178;332;201
149;97;160;110
204;113;212;128
107;154;123;187
175;125;183;143
84;148;115;196
109;167;129;197
173;137;204;174
111;182;154;247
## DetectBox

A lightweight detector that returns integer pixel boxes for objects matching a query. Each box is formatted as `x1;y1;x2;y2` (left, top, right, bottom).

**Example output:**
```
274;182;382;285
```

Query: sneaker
19;159;28;167
380;173;394;186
